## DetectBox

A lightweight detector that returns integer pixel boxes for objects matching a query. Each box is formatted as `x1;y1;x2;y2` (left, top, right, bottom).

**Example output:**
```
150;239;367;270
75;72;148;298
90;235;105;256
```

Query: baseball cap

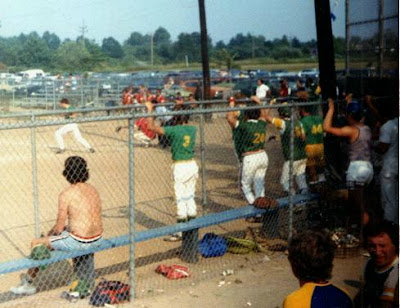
346;101;362;115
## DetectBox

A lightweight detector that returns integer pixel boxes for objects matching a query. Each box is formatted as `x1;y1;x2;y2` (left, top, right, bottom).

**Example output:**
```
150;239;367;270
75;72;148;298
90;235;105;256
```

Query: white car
298;69;319;78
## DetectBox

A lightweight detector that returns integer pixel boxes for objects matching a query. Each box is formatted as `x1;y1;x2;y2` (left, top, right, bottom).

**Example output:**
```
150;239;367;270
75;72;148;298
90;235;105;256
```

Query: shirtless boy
11;156;103;295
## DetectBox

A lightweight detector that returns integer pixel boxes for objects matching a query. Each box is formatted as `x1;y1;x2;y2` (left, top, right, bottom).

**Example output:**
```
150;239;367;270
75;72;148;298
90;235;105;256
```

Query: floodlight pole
314;0;337;102
198;0;211;101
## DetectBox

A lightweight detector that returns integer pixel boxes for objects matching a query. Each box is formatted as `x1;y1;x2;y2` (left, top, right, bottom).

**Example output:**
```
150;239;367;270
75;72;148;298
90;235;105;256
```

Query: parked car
231;79;257;97
298;68;319;78
161;85;192;98
180;79;229;99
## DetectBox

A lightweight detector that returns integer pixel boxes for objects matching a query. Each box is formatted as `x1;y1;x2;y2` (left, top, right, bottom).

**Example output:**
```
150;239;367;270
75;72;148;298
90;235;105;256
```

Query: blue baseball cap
346;101;362;115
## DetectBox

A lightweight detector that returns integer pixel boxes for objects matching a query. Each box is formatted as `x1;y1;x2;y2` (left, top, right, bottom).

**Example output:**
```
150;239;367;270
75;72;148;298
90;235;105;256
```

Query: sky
0;0;346;44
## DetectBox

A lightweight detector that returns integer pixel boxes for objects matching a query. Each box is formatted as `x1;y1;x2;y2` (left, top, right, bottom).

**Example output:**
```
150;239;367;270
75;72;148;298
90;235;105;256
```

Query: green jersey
300;115;324;145
164;125;196;161
237;119;267;156
232;112;244;158
272;118;306;161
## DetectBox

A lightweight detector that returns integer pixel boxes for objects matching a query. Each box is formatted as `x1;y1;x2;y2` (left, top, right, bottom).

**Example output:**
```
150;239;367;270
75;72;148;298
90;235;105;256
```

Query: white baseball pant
55;123;92;150
240;151;269;204
173;160;199;220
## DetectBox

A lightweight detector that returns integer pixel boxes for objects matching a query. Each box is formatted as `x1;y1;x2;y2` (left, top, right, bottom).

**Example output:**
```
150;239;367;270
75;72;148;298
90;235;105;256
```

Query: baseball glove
253;196;279;209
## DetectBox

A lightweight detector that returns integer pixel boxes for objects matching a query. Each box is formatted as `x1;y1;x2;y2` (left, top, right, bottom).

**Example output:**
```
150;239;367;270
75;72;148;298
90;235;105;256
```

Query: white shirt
256;84;270;99
379;118;399;176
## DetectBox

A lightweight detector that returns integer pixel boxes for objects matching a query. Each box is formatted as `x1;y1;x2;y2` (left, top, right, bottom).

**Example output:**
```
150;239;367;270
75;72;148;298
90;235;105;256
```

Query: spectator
122;86;133;105
371;99;398;225
10;156;103;295
283;229;352;308
280;79;291;98
354;220;399;307
323;98;373;231
54;98;95;154
226;96;269;206
145;102;198;242
305;77;321;102
299;105;326;185
155;89;165;104
134;117;157;147
265;102;309;195
256;79;270;101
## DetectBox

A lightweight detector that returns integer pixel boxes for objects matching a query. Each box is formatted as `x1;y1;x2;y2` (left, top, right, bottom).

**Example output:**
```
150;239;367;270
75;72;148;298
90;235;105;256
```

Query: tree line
0;26;349;72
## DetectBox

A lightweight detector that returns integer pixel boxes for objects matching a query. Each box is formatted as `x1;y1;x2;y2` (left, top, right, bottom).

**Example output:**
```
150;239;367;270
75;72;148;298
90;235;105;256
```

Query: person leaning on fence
145;101;199;242
10;156;103;295
353;219;399;307
368;96;399;225
54;98;95;154
226;95;269;207
283;229;353;308
264;101;309;195
299;104;326;185
323;98;373;232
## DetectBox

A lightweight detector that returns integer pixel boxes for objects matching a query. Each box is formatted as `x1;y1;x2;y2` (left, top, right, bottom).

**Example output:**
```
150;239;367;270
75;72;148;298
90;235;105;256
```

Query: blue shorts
50;231;103;252
346;160;373;189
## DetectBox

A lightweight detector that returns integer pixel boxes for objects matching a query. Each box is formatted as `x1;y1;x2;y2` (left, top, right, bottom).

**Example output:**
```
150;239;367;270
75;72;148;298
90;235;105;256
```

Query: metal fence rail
0;99;343;307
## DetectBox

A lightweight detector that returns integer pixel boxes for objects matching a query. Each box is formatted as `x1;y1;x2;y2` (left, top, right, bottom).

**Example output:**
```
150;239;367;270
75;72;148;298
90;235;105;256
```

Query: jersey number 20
253;133;266;144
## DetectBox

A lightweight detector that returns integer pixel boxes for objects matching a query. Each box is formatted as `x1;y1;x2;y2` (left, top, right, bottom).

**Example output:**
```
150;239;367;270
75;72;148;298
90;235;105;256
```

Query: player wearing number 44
145;101;198;242
226;96;269;205
264;100;309;195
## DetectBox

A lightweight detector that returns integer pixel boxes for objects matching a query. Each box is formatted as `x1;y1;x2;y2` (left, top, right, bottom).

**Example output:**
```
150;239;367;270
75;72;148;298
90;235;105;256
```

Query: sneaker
55;149;65;154
10;276;36;295
163;233;182;242
88;148;95;153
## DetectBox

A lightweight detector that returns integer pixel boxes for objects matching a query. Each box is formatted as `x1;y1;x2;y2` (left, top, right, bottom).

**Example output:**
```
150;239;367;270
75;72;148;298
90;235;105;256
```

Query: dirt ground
0;111;365;307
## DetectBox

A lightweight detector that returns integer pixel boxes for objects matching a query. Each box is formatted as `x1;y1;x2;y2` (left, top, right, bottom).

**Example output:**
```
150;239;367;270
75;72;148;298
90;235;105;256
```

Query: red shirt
122;92;133;105
156;94;165;104
135;118;156;139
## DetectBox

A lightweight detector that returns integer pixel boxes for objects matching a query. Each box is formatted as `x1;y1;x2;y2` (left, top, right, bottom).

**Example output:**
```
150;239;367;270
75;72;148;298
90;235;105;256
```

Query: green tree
173;32;207;62
102;37;124;58
54;41;92;71
19;32;51;67
153;27;171;45
216;48;238;71
42;31;61;50
125;32;145;46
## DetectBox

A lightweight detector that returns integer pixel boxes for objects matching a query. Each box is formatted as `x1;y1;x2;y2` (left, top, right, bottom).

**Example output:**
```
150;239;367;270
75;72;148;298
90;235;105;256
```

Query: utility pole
79;20;88;46
252;35;255;59
198;0;210;101
149;32;154;66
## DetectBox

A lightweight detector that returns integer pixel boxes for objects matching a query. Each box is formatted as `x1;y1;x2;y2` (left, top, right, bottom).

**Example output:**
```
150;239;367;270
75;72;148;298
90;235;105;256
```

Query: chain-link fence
346;0;398;76
0;98;354;307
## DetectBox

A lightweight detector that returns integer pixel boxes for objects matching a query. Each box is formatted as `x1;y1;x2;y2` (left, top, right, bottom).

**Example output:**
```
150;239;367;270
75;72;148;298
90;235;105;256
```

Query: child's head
288;229;335;283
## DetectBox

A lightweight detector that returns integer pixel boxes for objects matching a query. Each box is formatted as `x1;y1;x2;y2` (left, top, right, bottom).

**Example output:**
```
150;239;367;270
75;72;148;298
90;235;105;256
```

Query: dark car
232;79;257;97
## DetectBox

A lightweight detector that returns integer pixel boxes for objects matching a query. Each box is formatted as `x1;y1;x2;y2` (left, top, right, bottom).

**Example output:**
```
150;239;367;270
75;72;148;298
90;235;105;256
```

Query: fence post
128;116;136;300
288;102;295;241
199;102;207;212
30;114;40;238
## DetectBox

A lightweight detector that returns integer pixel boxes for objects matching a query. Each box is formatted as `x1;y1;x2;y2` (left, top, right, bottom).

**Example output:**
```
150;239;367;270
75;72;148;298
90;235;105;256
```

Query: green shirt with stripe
232;112;244;158
273;118;306;161
236;119;267;156
300;115;324;145
164;125;196;161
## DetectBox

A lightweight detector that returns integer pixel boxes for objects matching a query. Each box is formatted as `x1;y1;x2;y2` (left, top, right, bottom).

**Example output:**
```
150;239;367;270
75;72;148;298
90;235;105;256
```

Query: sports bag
89;280;130;306
198;233;227;258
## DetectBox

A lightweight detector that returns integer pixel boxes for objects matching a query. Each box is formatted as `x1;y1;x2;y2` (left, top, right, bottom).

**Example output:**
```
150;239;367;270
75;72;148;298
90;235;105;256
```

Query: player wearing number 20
227;96;269;205
145;101;199;223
